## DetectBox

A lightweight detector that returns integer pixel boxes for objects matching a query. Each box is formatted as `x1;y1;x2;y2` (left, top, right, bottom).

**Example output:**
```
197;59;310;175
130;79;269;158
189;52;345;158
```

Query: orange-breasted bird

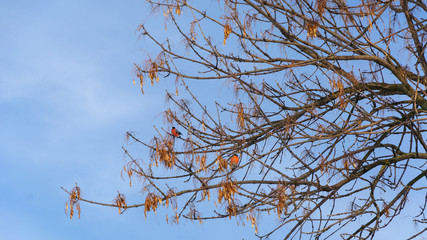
171;127;182;138
230;154;239;170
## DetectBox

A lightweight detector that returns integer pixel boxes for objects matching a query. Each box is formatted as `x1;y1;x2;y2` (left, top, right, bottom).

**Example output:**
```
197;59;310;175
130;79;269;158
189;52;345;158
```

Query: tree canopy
66;0;427;239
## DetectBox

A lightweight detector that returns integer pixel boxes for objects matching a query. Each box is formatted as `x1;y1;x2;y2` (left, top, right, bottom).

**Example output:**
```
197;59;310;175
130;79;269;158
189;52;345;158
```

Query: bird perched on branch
230;154;239;170
171;127;182;139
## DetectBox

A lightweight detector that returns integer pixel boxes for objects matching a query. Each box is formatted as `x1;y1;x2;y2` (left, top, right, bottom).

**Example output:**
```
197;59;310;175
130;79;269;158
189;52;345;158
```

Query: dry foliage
113;192;127;214
144;193;162;218
65;184;81;220
218;177;238;204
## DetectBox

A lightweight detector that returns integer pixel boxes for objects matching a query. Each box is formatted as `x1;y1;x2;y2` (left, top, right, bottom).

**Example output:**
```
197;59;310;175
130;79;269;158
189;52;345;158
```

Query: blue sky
1;1;424;240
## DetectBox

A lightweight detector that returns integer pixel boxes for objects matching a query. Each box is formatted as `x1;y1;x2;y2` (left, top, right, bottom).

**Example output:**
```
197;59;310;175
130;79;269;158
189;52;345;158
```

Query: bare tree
65;0;427;239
